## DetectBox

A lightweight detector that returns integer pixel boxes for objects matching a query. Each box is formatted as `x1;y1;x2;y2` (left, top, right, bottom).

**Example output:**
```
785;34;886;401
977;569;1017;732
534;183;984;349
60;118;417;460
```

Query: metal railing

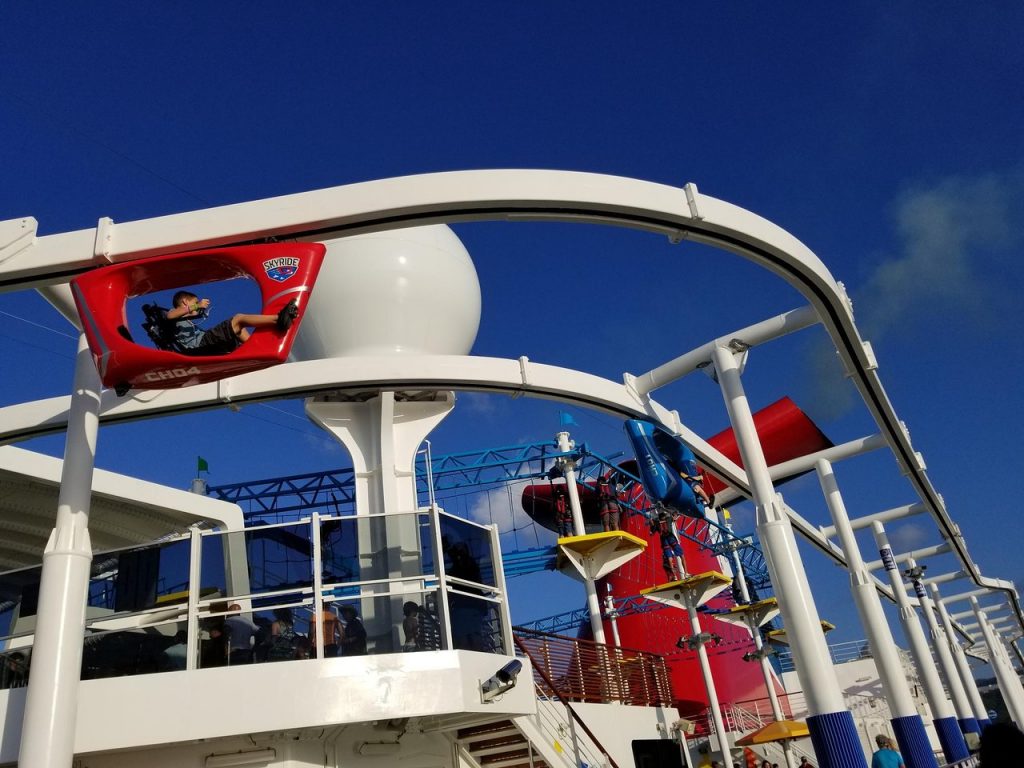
775;639;874;672
513;626;673;708
514;633;621;768
0;506;514;686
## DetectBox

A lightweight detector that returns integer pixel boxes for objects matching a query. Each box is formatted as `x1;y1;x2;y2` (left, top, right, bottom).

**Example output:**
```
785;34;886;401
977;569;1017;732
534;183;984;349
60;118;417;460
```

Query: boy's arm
166;298;210;319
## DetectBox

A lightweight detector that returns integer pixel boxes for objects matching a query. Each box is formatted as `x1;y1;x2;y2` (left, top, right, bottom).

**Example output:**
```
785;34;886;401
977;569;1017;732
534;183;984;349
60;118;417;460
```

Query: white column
817;462;919;718
18;336;101;768
712;347;847;711
818;463;936;768
307;391;454;650
712;345;865;768
973;598;1024;727
909;563;974;724
556;430;606;645
872;522;969;767
932;588;989;725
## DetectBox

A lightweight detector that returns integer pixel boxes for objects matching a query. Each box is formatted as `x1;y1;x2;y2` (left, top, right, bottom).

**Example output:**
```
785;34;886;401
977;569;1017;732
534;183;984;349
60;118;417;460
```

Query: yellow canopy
734;720;810;746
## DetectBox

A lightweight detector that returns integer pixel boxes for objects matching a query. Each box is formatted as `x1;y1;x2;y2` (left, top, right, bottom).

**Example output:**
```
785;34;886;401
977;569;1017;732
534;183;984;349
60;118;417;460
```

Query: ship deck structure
0;170;1020;768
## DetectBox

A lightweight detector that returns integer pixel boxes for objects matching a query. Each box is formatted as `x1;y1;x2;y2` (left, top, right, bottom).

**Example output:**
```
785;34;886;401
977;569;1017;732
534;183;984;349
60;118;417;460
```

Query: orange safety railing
513;626;674;707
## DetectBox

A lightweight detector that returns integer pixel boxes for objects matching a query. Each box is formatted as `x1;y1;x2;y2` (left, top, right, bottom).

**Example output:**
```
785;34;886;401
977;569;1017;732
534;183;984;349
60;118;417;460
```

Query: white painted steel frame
1;168;1013;629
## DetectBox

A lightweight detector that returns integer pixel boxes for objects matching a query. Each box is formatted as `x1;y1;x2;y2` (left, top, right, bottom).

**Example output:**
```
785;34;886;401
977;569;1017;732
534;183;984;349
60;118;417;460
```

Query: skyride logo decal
263;256;300;282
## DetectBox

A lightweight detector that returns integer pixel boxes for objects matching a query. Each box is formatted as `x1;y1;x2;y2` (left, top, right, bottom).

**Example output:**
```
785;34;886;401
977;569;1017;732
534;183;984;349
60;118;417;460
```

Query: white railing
517;683;610;768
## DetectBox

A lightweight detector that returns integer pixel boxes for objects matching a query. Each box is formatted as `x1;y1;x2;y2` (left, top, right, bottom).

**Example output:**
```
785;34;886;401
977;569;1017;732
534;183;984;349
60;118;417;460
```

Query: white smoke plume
804;169;1024;421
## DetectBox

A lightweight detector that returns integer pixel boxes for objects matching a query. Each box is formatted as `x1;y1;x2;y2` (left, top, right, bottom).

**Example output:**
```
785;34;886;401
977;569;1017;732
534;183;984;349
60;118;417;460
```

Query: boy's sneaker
277;299;299;331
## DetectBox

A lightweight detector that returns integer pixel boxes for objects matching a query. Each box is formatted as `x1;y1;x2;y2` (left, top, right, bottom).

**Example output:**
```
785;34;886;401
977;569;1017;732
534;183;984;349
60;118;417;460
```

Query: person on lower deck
870;735;905;768
224;603;259;664
168;290;298;355
339;605;367;655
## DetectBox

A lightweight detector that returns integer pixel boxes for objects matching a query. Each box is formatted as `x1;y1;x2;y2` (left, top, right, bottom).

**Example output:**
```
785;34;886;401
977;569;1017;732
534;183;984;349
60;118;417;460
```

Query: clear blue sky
2;3;1023;652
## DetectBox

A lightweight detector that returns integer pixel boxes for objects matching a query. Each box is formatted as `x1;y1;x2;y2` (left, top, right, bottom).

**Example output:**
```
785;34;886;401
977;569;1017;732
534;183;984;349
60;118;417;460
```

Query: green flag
197;456;209;473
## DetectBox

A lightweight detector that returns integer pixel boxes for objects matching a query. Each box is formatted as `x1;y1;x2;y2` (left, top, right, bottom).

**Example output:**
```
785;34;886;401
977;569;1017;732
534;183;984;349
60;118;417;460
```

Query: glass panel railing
87;537;192;617
0;504;513;684
319;511;435;587
438;512;497;588
200;522;313;602
196;598;315;669
81;616;184;680
448;590;505;654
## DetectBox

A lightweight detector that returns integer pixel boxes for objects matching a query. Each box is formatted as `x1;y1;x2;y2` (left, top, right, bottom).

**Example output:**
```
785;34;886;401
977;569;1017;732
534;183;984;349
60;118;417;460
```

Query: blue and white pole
817;461;936;768
18;336;101;768
909;567;978;738
972;597;1024;728
872;523;969;763
712;346;865;768
932;588;991;730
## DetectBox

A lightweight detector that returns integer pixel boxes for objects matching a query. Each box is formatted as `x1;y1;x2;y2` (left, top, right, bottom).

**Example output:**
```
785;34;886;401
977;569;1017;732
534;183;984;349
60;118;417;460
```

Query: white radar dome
290;224;481;360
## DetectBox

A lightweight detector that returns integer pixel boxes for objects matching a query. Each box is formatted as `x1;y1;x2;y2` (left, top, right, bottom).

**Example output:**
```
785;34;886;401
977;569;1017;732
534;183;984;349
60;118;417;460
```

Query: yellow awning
734;720;810;746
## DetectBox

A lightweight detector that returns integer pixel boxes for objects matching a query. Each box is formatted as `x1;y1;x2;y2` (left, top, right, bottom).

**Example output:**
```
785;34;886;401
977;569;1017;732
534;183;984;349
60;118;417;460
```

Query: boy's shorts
189;319;242;356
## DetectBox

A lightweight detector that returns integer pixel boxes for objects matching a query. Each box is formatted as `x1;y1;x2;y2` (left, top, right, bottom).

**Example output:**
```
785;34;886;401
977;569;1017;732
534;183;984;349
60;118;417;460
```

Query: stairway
456;720;549;768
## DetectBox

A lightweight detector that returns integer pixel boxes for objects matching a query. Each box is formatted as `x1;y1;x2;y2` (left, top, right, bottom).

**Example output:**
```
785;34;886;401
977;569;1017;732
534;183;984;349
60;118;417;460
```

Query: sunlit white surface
291;225;481;359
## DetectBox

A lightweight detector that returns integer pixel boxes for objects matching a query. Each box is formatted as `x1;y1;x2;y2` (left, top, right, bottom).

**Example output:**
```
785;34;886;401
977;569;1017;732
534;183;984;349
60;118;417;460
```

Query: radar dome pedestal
300;226;482;646
290;224;481;361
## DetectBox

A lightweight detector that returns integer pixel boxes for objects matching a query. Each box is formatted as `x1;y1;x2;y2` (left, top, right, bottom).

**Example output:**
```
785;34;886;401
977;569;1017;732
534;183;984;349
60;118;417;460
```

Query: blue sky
2;3;1023;655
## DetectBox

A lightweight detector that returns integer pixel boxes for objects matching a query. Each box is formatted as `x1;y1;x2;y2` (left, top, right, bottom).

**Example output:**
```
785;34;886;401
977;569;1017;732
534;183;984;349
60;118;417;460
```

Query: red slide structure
521;397;832;719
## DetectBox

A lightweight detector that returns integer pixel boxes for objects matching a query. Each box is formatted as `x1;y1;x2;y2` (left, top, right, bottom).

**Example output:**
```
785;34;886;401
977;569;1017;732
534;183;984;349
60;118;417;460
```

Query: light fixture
204;747;276;767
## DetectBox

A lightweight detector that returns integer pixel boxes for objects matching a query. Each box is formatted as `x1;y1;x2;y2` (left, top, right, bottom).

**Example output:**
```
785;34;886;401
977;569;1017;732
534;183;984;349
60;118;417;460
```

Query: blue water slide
623;419;705;519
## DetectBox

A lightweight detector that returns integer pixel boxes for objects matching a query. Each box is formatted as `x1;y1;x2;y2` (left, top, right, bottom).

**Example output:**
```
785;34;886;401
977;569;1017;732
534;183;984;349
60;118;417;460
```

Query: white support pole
817;461;936;768
711;434;888;508
818;502;926;539
906;560;977;732
18;335;101;768
311;511;324;660
933;587;991;728
711;345;866;768
556;431;606;645
686;598;733;768
186;527;202;671
973;598;1024;727
872;522;969;762
633;306;818;396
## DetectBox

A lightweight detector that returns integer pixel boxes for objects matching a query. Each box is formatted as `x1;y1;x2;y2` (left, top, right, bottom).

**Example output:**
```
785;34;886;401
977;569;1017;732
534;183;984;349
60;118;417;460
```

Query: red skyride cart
71;242;326;394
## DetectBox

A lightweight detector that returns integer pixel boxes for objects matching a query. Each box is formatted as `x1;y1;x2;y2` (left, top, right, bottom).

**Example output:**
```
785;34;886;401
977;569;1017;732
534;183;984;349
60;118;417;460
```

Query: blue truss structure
206;437;772;598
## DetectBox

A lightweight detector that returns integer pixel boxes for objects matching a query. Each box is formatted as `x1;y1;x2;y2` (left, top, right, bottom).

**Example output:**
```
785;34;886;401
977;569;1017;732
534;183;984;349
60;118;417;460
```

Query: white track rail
1;168;1019;635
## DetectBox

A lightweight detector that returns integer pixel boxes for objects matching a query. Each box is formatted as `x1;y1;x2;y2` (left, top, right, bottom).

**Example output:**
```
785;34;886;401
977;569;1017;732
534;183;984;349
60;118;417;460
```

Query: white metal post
712;345;866;768
817;461;936;768
932;587;991;728
488;522;515;655
556;431;606;645
18;335;101;768
972;598;1024;727
907;561;975;730
186;527;202;671
686;598;733;768
312;511;324;660
872;523;969;762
